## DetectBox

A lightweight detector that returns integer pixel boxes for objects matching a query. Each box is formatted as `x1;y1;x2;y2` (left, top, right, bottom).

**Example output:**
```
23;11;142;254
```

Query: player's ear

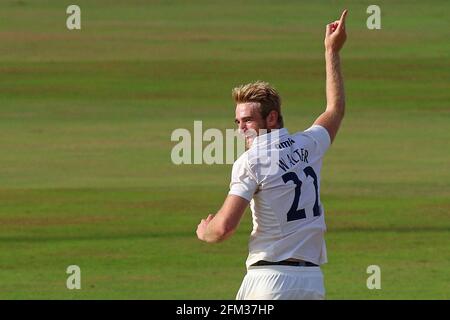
266;110;279;128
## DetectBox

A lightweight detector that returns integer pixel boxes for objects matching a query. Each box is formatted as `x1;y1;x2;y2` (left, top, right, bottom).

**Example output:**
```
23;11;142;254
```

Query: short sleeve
304;125;331;156
228;154;258;202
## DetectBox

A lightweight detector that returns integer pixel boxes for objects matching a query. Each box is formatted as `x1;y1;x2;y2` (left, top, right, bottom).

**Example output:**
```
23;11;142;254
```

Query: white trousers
236;265;325;300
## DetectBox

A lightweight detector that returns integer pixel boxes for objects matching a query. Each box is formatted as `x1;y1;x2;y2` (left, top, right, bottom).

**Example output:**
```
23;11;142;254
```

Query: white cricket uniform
229;125;331;300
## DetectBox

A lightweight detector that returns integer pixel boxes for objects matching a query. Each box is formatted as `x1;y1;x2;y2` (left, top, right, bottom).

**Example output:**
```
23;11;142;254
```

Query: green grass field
0;0;449;299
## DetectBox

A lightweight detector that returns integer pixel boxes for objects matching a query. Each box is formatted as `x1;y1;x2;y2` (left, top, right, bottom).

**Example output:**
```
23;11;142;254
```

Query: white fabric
228;125;331;268
236;265;325;300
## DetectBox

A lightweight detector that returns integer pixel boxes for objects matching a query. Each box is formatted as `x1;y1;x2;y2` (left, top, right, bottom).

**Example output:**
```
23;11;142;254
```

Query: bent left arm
196;195;249;243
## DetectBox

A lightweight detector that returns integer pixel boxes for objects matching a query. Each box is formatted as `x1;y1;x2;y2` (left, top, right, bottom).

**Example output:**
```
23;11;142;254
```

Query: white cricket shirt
228;125;331;268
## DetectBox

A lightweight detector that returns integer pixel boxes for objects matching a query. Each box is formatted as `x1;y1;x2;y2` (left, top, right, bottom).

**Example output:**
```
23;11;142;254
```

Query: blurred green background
0;0;449;299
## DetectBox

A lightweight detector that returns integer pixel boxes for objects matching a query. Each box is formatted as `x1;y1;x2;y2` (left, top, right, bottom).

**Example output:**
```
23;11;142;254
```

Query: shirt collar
251;128;289;147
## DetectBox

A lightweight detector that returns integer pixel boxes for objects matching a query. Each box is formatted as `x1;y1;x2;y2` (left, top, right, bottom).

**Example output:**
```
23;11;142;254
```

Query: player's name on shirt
277;147;309;172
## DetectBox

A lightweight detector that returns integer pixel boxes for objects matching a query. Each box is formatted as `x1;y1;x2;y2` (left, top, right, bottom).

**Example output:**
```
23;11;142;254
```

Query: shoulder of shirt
233;148;260;173
233;149;250;166
291;125;327;139
290;130;307;141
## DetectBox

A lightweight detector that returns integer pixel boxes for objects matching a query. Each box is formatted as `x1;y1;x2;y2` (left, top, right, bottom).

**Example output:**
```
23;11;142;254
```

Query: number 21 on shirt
282;166;320;222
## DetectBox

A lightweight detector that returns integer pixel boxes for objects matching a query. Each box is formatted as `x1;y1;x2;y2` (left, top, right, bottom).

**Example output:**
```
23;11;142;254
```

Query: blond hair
232;81;283;127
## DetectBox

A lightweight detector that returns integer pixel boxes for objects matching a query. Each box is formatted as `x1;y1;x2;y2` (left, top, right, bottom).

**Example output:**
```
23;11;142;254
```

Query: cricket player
196;9;348;300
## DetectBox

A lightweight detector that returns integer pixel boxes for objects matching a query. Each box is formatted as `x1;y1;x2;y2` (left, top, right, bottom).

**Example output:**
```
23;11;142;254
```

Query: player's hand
324;9;348;53
196;214;214;241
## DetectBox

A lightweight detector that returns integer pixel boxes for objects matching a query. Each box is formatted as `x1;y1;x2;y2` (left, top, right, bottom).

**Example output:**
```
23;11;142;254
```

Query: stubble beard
244;121;269;150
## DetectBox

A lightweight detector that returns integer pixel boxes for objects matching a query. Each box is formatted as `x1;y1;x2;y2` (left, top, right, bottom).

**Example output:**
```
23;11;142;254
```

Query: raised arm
314;9;348;143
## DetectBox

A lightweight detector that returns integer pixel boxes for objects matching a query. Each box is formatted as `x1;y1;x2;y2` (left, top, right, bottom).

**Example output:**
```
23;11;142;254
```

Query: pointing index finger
339;9;348;25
